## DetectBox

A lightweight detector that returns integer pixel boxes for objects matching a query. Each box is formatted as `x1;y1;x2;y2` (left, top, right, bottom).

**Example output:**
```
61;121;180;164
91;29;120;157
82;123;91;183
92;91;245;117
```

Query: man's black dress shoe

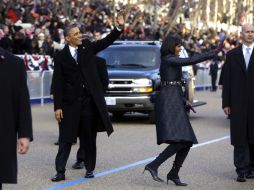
236;173;246;182
246;171;254;179
72;161;84;169
51;173;65;182
85;171;94;178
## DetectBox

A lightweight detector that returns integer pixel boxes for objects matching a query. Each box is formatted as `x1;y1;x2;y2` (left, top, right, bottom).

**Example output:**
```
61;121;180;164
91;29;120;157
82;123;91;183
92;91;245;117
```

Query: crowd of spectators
0;0;241;71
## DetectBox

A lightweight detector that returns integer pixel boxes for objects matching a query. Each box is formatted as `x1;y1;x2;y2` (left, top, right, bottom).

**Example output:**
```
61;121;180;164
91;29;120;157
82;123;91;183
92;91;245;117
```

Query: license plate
105;97;116;105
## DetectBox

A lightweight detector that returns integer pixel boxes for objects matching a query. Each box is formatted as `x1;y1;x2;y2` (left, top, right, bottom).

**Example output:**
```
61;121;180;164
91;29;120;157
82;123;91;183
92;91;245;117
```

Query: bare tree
165;0;184;35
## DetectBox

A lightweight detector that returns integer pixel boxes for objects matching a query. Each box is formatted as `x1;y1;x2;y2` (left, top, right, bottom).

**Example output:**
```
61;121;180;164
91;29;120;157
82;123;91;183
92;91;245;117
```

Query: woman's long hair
160;35;182;56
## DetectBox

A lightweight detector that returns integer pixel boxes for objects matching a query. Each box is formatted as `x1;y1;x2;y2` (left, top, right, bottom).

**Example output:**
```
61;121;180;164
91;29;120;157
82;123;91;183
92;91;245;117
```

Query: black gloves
214;39;225;54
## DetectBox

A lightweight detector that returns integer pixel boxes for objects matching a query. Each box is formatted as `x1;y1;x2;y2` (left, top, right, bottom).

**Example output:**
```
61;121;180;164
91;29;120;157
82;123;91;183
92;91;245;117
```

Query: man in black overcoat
0;47;33;189
222;24;254;182
72;56;109;169
51;10;126;181
51;56;109;170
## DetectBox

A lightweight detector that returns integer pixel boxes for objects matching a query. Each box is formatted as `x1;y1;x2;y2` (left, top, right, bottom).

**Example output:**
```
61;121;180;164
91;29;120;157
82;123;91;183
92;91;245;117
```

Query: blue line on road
45;135;230;190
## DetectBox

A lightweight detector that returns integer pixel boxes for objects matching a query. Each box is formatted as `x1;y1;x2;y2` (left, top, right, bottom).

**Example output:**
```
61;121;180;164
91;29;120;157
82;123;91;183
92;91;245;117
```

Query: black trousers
75;125;86;162
150;142;192;169
55;95;97;173
76;139;85;162
211;74;217;91
79;114;97;172
55;142;72;173
76;104;98;162
234;145;254;174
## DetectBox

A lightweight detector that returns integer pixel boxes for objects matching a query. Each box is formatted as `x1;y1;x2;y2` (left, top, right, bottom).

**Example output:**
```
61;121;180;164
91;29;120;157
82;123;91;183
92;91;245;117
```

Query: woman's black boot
167;165;187;186
143;144;179;183
167;143;191;186
143;164;164;182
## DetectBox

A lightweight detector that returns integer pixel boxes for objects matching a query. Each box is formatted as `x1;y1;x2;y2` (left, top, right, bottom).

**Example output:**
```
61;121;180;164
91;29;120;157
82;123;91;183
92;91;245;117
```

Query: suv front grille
106;79;151;94
110;80;132;85
108;87;132;93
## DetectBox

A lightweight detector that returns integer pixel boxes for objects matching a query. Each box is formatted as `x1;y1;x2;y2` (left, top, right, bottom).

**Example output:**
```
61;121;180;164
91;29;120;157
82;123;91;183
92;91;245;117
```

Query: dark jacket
209;60;219;76
156;52;215;145
222;45;254;146
0;47;33;184
50;56;108;99
52;28;121;142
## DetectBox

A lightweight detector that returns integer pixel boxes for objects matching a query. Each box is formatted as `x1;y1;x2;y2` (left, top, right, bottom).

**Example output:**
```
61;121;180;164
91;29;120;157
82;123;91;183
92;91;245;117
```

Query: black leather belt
161;81;182;86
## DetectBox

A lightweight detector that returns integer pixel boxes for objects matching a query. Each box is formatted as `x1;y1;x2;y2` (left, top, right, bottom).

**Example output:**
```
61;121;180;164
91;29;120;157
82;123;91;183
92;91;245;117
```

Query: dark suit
52;28;121;174
222;44;254;174
209;58;219;91
0;48;33;185
76;56;109;162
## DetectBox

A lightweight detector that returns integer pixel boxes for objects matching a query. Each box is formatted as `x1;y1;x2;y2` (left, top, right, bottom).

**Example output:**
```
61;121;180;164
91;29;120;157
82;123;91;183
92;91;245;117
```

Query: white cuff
115;26;122;31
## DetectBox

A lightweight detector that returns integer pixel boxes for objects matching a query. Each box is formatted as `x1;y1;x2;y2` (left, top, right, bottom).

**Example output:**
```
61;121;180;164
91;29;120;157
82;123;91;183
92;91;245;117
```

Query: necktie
245;48;251;69
73;49;78;63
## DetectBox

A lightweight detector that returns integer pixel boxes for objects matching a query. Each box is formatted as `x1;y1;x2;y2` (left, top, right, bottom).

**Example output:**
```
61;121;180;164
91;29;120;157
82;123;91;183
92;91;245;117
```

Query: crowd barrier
195;69;221;90
27;71;53;105
27;69;221;106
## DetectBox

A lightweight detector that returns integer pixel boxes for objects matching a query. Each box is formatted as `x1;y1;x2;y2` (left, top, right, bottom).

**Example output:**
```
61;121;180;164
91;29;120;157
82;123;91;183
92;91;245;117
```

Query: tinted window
97;46;160;67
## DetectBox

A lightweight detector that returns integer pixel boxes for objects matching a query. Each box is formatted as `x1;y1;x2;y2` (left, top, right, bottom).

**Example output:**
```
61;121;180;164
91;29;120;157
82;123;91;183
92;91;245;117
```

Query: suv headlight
133;78;152;86
133;87;153;93
132;78;153;93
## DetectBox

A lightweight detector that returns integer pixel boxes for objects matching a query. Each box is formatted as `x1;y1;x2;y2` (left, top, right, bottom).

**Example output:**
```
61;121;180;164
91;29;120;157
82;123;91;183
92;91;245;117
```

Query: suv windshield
97;46;160;68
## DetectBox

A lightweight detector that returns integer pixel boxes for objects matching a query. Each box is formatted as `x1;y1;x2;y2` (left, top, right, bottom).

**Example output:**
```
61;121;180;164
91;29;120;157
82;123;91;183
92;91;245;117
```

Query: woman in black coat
143;35;220;186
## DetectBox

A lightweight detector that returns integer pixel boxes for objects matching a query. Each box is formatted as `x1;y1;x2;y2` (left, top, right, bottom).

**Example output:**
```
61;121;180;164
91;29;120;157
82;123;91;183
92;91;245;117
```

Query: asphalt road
3;90;254;190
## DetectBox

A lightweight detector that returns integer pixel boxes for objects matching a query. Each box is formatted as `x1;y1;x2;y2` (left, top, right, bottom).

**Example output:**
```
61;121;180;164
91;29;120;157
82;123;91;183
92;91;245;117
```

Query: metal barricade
27;71;53;106
195;68;211;90
27;71;42;100
195;68;222;91
41;71;53;105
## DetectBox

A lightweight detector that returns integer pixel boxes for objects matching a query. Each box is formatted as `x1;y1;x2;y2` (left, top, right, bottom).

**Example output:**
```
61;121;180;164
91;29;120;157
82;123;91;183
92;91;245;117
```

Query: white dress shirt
69;45;78;63
242;43;254;67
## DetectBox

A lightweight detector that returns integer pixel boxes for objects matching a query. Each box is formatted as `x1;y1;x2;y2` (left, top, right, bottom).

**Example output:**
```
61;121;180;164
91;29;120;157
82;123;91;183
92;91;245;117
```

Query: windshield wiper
120;64;147;68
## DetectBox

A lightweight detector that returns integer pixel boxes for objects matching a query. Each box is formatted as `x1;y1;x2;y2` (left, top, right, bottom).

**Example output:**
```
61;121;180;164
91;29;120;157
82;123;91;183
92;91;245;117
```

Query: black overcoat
53;28;121;143
218;63;225;86
156;52;215;145
93;56;109;92
222;45;254;146
0;48;33;184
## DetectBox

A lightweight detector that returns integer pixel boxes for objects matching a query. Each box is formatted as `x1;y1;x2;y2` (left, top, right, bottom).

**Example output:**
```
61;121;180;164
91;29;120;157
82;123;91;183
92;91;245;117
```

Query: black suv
97;41;204;123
